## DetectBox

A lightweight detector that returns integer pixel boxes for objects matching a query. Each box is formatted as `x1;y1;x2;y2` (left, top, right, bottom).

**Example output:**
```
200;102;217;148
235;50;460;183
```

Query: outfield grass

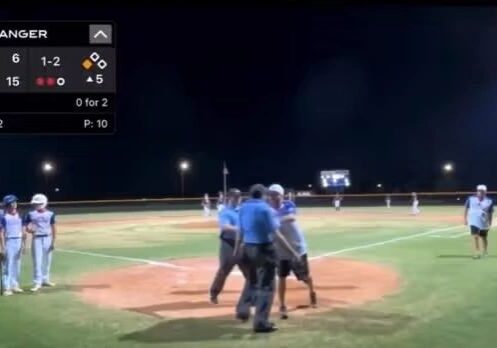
1;206;496;348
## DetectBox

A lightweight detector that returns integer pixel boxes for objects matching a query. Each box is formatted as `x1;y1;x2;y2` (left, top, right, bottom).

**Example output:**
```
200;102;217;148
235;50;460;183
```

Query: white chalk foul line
309;225;464;261
449;231;469;239
58;225;464;273
56;248;190;270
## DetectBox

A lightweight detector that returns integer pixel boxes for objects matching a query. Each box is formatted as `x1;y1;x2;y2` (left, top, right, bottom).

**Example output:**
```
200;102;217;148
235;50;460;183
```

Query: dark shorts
470;225;489;237
278;254;309;281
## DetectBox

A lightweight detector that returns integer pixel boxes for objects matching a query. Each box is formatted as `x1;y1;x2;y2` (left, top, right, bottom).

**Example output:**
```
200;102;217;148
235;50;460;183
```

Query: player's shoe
30;285;42;292
235;312;250;322
12;288;24;294
42;281;56;287
3;290;13;296
310;292;317;308
473;255;481;260
279;306;289;320
209;294;218;305
254;322;278;333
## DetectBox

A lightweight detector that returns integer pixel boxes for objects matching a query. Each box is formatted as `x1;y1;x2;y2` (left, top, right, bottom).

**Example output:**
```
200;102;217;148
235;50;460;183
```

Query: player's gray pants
210;239;250;297
236;243;276;329
32;235;53;286
2;238;22;290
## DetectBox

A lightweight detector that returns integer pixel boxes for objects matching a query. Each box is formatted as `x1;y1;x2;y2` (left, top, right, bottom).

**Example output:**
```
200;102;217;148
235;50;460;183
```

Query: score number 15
6;53;22;87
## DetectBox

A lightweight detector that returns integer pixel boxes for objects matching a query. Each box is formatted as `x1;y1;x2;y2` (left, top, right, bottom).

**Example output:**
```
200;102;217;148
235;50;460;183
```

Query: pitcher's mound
78;257;399;319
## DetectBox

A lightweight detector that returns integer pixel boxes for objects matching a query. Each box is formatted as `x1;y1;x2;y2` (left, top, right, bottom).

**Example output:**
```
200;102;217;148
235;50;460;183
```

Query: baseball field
1;205;496;348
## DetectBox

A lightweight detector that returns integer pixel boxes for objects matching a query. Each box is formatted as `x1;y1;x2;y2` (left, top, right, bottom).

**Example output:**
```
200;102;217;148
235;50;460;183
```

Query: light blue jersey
466;196;494;230
23;209;55;236
218;205;239;240
274;200;307;260
1;212;23;239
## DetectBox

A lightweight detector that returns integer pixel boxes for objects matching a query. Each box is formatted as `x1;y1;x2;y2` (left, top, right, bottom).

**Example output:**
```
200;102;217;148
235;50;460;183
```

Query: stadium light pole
179;160;190;197
442;162;454;174
42;161;54;192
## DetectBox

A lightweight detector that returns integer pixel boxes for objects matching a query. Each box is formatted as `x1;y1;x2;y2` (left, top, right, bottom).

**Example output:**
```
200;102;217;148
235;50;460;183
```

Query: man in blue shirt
209;188;250;304
236;184;300;333
464;185;493;259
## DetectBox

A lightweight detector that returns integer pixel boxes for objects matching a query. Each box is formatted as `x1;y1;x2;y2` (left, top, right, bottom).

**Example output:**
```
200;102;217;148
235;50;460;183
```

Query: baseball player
201;193;211;217
236;184;300;333
386;195;391;208
216;191;225;213
268;184;317;320
411;192;420;215
333;193;341;211
24;194;57;292
464;185;493;259
0;195;26;296
209;188;251;304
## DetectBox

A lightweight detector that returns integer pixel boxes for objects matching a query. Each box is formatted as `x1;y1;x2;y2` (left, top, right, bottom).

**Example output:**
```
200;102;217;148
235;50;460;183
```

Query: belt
34;234;49;238
6;236;22;240
244;242;272;246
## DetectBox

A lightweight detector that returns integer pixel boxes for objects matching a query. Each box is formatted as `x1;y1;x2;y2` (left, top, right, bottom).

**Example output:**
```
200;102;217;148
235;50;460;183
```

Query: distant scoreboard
320;169;351;189
0;21;116;134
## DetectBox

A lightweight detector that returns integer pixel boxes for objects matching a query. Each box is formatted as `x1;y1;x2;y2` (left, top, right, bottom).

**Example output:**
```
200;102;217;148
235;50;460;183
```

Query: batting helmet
31;193;48;208
2;194;18;207
268;184;284;196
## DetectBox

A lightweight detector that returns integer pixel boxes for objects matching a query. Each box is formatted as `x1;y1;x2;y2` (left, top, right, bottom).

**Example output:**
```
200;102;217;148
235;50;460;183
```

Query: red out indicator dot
35;77;45;87
46;77;56;87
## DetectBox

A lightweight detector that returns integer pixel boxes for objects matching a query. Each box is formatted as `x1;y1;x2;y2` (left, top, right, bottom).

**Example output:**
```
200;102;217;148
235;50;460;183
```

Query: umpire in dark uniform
236;184;280;333
209;188;248;304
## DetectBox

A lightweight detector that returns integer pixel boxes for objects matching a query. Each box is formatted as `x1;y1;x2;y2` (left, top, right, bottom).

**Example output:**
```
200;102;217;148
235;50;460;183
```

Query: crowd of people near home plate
204;184;493;333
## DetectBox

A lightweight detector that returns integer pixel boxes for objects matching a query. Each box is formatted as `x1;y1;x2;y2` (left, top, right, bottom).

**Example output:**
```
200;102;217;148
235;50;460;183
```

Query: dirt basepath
78;257;399;319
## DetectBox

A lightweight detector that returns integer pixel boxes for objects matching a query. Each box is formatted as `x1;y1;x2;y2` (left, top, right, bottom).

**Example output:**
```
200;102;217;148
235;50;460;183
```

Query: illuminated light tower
42;161;54;191
179;160;190;197
443;162;454;174
377;183;383;188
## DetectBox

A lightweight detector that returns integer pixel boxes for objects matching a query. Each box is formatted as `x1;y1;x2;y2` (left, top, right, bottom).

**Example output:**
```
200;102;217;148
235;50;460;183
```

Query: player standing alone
464;185;493;259
216;191;225;213
268;184;317;320
333;193;341;211
386;195;391;208
411;192;420;215
201;193;211;217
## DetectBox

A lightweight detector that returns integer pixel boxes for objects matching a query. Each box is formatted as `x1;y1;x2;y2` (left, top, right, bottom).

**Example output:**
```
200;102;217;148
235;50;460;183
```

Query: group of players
205;184;494;333
0;193;57;296
207;184;316;333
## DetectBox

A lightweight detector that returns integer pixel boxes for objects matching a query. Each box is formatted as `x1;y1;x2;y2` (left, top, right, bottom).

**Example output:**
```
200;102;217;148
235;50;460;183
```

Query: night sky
1;5;497;199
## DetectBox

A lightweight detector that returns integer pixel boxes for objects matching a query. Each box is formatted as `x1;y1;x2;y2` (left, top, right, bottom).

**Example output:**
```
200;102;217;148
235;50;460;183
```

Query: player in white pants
216;191;225;213
202;193;211;217
334;194;341;211
411;192;420;215
386;195;391;208
0;195;26;296
24;194;57;292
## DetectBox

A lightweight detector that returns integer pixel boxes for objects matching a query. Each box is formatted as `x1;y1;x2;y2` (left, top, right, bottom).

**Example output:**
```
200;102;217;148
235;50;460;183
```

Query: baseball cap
268;184;285;196
227;188;241;198
477;185;487;192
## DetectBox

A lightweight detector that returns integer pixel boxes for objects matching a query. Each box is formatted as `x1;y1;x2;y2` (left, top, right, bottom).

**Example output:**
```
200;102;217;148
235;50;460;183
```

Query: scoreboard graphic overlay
0;22;116;134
